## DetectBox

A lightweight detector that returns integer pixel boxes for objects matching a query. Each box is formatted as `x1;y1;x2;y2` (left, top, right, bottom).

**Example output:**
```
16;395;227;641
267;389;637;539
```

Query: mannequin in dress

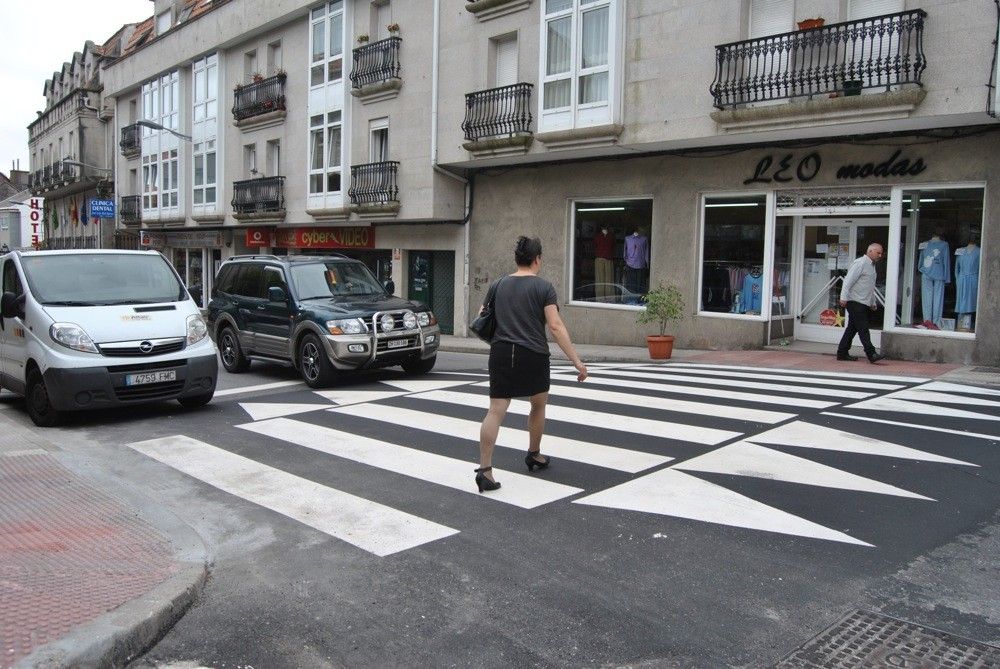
917;229;950;329
593;227;615;301
741;265;764;314
954;234;981;330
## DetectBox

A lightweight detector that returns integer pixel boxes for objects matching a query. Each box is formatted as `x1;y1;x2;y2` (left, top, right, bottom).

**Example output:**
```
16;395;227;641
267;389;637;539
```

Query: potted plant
797;17;825;30
357;33;369;44
252;71;264;83
636;283;684;360
387;22;400;36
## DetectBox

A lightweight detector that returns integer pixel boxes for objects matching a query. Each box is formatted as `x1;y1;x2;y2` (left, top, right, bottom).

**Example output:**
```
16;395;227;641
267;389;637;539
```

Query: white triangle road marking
574;468;873;547
919;381;1000;397
128;435;458;556
214;380;306;397
413;389;742;446
238;417;582;509
822;411;1000;442
748;420;975;466
675;441;933;500
847;397;1000;422
549;373;838;410
331;401;671;473
887;388;1000;409
379;379;479;393
239;402;332;421
313;389;410;406
658;362;927;385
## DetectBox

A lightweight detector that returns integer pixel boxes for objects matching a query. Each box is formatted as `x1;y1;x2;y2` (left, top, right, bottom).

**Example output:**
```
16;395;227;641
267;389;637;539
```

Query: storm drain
775;609;1000;668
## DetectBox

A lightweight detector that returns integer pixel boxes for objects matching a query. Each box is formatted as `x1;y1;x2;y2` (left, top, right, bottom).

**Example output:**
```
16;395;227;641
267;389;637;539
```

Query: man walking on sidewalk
836;242;886;364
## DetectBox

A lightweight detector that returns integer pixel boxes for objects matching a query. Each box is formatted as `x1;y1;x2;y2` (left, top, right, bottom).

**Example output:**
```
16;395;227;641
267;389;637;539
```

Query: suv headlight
50;322;99;353
402;311;417;329
417;311;437;327
327;318;366;335
187;314;208;344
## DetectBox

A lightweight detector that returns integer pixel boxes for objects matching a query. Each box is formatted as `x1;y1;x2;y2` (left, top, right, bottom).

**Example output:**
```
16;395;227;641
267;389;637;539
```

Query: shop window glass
700;194;767;315
770;216;793;338
570;199;652;305
898;187;983;333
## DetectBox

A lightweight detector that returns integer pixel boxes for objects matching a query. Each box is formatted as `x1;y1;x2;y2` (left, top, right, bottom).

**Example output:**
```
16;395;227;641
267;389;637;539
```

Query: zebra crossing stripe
821;412;1000;442
572;367;875;400
238;402;331;421
492;381;796;424
846;396;1000;422
748;421;976;466
918;381;1000;397
237;417;583;509
647;362;931;386
412;389;742;446
549;373;839;409
885;388;1000;409
574;468;873;547
675;441;933;500
330;402;671;473
646;364;910;389
128;435;458;556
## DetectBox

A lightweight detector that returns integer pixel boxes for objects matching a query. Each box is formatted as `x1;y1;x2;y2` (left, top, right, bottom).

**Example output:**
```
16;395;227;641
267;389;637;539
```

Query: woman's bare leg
479;397;511;480
527;391;548;457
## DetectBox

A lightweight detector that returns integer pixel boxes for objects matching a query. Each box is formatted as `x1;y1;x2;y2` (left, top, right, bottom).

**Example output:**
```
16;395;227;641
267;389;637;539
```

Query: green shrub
636;283;684;336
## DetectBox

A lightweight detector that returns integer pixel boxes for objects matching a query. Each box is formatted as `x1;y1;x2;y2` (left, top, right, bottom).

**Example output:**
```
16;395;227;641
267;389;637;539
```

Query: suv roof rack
224;254;282;262
223;253;353;263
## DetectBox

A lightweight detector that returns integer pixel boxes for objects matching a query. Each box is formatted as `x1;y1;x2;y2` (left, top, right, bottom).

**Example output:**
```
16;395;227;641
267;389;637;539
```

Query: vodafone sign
245;228;273;248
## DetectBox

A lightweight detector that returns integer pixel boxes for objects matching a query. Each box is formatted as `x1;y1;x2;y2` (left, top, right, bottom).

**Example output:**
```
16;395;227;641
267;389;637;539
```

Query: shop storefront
467;131;998;364
141;229;223;308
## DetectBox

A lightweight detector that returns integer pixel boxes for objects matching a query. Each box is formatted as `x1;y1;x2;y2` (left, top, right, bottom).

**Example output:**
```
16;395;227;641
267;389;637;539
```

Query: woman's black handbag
470;278;503;343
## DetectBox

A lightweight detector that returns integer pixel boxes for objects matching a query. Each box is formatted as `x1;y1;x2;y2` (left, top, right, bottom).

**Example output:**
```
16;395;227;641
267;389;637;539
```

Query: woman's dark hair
514;236;542;267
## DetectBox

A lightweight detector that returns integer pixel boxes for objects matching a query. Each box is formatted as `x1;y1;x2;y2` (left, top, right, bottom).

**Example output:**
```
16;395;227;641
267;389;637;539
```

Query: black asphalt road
25;352;998;668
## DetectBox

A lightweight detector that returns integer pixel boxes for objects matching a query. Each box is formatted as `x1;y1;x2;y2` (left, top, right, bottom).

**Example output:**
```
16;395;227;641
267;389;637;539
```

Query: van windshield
19;253;187;306
290;261;386;299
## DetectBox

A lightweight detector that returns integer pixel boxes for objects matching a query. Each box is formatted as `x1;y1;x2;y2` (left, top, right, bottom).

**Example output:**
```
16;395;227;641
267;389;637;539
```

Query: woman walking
475;236;588;492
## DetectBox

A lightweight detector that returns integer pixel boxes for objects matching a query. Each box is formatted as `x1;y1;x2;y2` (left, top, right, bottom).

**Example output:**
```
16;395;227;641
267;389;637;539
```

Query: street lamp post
135;119;192;141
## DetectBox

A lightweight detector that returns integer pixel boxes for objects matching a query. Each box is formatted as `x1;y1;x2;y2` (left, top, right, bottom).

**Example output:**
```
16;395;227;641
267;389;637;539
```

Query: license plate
386;339;409;349
125;370;177;386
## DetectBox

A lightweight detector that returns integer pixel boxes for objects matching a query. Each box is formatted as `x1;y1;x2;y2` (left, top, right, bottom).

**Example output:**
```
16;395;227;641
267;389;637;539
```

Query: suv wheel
401;354;436;375
299;333;335;388
26;368;64;427
219;327;251;373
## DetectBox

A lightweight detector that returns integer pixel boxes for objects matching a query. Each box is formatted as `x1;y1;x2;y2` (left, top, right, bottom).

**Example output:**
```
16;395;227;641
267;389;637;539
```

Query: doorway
793;217;890;345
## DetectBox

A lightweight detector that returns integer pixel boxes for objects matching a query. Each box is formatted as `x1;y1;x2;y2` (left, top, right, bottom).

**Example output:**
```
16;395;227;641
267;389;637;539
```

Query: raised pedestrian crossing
128;363;1000;556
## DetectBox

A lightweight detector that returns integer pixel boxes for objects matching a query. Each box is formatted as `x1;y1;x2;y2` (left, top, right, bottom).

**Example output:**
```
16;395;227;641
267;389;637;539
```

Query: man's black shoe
836;354;859;361
868;353;886;364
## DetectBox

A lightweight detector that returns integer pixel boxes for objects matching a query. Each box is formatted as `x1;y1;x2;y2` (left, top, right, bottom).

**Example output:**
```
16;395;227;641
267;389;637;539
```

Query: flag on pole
50;206;59;229
70;197;79;225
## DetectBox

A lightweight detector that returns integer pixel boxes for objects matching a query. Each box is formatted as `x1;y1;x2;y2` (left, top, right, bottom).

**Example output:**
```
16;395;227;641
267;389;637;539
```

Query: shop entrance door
794;218;890;345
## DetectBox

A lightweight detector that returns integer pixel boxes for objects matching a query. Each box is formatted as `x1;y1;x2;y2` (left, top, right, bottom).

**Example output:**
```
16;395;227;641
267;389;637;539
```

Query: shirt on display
918;238;951;282
624;234;649;269
593;231;615;260
741;273;763;313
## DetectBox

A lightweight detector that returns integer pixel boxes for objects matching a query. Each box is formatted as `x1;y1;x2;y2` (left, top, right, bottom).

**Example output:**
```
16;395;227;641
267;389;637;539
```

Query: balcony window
350;37;402;89
462;83;533;141
310;1;345;87
232;72;287;121
232;176;285;214
348;162;399;207
120;195;141;225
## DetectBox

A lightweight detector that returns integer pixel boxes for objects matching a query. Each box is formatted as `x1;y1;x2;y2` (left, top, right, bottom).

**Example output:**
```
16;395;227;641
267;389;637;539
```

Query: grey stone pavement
1;336;997;668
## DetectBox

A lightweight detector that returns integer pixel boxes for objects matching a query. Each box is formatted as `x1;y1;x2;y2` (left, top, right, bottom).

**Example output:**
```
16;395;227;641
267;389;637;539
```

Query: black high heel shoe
525;451;550;471
474;466;501;492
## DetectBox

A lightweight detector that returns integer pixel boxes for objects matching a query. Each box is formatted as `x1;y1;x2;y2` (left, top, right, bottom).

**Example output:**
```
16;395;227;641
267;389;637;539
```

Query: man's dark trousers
837;300;877;359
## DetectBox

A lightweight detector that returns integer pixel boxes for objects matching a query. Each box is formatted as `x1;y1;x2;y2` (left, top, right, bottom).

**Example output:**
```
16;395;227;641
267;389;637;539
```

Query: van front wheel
26;368;64;427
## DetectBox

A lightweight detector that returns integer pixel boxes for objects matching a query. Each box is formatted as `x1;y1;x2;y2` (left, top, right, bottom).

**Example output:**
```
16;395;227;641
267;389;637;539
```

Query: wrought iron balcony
350;37;402;89
232;176;285;215
348;161;399;206
233;73;287;121
120;123;141;157
120;195;141;225
462;83;533;141
710;9;927;109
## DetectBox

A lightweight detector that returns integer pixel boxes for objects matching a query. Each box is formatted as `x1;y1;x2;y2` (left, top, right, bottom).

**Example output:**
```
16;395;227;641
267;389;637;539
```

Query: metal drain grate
775;609;1000;668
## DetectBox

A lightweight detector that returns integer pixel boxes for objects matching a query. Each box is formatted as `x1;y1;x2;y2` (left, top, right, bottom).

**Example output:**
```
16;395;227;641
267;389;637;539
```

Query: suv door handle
256;305;266;310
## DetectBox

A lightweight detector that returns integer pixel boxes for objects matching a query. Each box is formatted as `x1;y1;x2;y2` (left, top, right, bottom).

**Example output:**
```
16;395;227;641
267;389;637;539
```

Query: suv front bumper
322;325;441;370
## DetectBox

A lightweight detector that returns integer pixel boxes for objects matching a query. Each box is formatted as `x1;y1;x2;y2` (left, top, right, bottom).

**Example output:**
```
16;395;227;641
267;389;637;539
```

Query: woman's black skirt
489;341;550;398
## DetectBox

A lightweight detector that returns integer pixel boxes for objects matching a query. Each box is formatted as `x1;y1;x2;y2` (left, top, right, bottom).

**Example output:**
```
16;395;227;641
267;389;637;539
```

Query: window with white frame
193;140;216;205
310;1;345;87
193;54;218;123
160;149;179;209
699;194;769;316
192;55;218;210
141;70;179;135
141;155;159;209
369;118;389;162
309;111;342;194
540;0;615;129
570;199;652;306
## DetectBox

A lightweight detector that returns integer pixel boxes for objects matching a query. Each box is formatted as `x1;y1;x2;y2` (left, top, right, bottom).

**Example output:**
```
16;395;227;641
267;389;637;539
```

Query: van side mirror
267;286;287;303
1;291;25;320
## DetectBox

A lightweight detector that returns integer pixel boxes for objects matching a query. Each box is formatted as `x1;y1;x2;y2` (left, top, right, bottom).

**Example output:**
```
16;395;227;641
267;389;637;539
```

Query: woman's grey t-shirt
489;275;558;355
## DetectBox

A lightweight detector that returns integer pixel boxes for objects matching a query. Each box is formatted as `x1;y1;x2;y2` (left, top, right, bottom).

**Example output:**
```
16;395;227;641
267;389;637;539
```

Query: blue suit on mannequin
918;234;950;329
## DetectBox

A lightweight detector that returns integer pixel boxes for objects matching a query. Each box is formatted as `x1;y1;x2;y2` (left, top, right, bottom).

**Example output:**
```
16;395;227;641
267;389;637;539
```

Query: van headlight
187;314;208;344
327;318;366;335
417;311;437;327
50;322;99;354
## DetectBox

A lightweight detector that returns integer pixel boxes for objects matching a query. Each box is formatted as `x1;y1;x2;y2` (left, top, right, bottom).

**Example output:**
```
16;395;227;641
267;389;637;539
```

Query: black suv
207;255;440;386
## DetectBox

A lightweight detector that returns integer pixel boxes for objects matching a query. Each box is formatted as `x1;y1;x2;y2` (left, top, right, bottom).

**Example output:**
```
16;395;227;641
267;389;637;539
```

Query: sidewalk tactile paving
1;453;177;668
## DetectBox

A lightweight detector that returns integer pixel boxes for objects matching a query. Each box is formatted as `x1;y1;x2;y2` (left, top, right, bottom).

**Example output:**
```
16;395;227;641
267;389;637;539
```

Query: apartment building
28;27;137;251
101;0;466;331
438;0;1000;365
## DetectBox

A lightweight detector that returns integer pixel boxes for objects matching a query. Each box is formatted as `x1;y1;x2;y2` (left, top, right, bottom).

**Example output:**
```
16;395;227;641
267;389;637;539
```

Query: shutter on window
749;0;793;38
495;37;518;88
847;0;905;20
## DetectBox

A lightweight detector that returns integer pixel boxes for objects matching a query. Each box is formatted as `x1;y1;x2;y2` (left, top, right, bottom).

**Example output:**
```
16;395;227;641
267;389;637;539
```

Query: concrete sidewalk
0;410;209;669
438;334;1000;386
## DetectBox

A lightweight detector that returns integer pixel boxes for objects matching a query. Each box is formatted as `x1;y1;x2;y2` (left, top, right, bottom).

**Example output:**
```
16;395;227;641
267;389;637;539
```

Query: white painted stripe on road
676;441;933;500
214;380;305;397
749;421;976;466
128;435;457;556
413;389;742;446
918;381;1000;397
238;417;582;509
886;389;1000;409
549;373;839;409
659;363;926;385
822;412;1000;442
430;371;491;378
239;402;331;421
574;468;873;546
486;381;795;424
379;379;481;393
626;365;904;391
331;402;671;473
313;389;410;406
846;397;1000;422
575;368;875;400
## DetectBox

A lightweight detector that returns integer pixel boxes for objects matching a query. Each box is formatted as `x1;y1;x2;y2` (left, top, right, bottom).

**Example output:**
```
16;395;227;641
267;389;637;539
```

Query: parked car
0;249;218;427
207;254;440;387
573;282;644;305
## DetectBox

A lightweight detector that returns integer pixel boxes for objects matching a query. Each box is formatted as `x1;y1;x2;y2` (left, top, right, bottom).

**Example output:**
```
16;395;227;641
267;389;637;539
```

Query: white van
0;249;218;426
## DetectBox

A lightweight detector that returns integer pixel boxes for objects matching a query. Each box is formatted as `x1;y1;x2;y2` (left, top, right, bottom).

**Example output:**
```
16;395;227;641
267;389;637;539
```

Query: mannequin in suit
593;227;615;301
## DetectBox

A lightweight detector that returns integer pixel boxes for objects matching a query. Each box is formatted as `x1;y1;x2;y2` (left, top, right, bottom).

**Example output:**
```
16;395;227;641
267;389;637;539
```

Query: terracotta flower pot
797;18;825;30
646;335;675;360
